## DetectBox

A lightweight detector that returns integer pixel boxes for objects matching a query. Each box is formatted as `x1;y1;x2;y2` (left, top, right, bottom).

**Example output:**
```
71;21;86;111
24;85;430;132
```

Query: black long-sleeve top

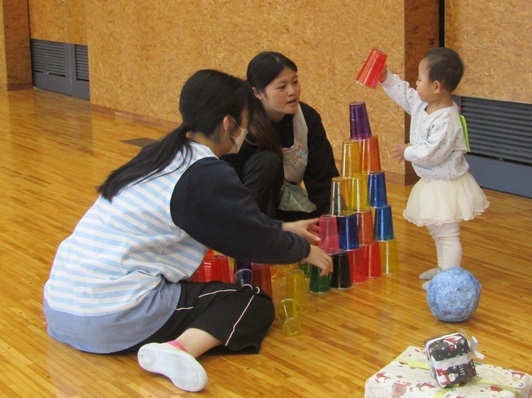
223;102;339;218
170;157;310;263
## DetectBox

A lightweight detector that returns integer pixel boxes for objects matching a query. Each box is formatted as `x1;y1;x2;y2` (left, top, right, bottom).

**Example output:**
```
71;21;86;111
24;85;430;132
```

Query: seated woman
222;51;339;221
43;69;332;393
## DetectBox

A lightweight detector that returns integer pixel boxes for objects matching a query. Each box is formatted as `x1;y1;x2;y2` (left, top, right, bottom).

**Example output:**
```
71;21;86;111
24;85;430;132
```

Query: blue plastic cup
368;171;388;207
337;214;360;251
374;205;394;241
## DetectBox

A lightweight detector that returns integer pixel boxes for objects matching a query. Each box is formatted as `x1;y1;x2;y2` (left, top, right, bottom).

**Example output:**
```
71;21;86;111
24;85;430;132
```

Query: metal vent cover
455;96;531;165
30;39;89;100
454;96;531;197
31;40;66;77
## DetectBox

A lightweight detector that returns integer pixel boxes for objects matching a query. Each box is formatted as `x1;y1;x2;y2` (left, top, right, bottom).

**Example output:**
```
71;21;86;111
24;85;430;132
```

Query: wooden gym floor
1;89;530;397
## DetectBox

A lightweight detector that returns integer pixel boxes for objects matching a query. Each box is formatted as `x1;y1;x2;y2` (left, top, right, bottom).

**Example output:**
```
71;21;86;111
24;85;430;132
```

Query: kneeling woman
43;69;332;393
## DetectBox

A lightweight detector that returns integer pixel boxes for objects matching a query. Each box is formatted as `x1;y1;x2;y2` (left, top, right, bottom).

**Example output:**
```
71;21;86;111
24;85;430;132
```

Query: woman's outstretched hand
303;245;332;276
282;218;332;275
282;218;321;244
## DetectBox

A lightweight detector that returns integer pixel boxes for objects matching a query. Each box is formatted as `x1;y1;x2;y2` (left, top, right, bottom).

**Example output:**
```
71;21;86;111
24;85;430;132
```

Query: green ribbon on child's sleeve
460;114;471;152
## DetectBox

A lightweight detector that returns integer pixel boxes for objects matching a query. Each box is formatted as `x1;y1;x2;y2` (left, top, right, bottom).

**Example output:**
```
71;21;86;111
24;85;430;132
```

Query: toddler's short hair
424;47;464;91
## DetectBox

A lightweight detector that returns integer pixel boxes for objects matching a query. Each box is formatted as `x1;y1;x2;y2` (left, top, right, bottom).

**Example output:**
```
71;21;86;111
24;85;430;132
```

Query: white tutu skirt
404;172;490;226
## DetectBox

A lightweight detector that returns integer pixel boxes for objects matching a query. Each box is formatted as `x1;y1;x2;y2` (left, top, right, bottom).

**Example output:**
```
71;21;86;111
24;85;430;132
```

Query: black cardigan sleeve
300;102;340;215
170;157;310;263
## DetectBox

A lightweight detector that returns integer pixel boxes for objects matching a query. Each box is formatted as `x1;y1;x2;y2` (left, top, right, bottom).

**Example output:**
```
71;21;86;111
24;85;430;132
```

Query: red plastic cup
356;49;387;89
189;249;214;282
251;263;273;297
211;254;232;283
188;262;205;282
349;248;367;283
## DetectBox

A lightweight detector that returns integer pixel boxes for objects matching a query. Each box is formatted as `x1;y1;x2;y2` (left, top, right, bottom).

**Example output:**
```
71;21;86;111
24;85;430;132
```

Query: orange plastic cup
361;135;382;174
356;210;374;245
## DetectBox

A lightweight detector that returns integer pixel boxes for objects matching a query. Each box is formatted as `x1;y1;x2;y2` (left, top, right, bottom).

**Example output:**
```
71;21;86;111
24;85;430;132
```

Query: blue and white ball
427;268;481;322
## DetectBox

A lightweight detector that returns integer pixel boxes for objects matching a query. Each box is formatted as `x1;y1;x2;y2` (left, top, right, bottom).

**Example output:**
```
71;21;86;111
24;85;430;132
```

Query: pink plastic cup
356;49;387;89
319;214;340;254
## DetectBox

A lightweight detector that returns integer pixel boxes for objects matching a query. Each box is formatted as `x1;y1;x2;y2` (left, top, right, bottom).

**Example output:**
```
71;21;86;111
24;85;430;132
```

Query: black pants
128;281;275;355
227;149;318;221
239;150;284;219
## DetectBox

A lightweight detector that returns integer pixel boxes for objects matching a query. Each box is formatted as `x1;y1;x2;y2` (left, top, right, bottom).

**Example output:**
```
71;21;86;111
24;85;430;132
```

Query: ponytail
98;125;191;200
98;69;255;200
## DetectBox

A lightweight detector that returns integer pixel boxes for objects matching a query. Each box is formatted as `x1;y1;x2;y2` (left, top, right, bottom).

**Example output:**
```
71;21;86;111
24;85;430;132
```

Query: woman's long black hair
98;69;255;200
244;51;298;155
246;51;298;91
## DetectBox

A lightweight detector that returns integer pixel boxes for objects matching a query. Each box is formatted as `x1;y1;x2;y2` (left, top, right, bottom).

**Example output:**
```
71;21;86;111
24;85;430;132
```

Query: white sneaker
422;280;431;291
138;343;208;392
419;267;441;280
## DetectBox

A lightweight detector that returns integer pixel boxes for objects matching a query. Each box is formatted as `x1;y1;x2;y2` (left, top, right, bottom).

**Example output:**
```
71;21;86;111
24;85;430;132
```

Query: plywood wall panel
85;0;408;177
0;4;7;87
1;0;32;89
66;0;86;45
28;0;67;42
446;0;532;104
28;0;86;44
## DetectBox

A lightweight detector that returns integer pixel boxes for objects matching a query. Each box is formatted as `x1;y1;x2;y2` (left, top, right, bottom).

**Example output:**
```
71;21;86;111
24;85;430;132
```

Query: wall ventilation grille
31;40;66;77
31;39;89;100
456;96;531;165
75;45;89;82
454;96;531;198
